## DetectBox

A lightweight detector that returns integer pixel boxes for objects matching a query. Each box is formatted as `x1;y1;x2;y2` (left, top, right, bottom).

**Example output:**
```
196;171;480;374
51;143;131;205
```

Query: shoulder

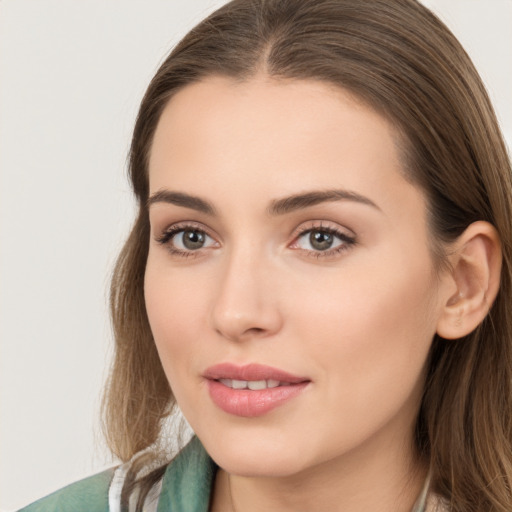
18;468;114;512
18;437;215;512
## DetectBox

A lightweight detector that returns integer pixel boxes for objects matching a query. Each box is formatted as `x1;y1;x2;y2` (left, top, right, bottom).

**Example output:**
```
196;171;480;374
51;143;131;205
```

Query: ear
436;221;502;340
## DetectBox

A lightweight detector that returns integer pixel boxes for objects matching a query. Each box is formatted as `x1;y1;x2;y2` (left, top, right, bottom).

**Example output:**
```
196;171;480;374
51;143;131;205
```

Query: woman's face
145;76;451;477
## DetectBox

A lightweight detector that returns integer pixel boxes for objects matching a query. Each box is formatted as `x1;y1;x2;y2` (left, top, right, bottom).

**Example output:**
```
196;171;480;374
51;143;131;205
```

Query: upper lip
203;363;309;383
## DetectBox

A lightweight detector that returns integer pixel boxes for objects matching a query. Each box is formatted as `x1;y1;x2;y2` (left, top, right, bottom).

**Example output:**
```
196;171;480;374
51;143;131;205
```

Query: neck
211;428;428;512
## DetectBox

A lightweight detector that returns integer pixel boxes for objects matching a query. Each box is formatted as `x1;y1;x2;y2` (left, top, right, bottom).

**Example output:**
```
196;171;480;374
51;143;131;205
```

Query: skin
144;75;457;512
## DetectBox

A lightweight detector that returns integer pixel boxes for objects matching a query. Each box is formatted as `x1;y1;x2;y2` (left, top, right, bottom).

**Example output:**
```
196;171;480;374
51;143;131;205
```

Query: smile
203;363;310;417
218;379;286;389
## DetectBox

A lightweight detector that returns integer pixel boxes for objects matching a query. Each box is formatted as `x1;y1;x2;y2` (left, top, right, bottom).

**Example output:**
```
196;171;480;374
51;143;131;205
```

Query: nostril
215;325;266;341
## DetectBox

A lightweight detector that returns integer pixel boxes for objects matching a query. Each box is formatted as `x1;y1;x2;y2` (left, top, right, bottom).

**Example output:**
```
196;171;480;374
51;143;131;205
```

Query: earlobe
436;221;502;340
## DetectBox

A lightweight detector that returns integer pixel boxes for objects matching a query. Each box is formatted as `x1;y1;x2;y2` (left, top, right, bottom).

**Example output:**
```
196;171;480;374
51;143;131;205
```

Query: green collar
157;436;217;512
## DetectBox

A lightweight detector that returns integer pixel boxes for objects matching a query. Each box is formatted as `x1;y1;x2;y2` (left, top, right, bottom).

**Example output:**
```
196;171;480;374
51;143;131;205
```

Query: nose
210;246;283;342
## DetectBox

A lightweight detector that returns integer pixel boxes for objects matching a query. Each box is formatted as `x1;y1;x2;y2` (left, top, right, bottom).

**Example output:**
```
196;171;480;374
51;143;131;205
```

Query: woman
20;0;512;510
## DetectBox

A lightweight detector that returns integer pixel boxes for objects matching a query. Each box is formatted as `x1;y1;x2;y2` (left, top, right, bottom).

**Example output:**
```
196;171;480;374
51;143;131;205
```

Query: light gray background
1;1;511;510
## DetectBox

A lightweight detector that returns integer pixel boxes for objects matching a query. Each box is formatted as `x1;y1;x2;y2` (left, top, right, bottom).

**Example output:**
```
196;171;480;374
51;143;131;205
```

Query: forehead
148;75;423;220
150;75;396;169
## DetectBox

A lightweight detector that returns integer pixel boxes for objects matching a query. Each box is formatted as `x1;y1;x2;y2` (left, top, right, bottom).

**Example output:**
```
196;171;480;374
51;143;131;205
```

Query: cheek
295;249;439;393
279;254;438;457
144;257;209;379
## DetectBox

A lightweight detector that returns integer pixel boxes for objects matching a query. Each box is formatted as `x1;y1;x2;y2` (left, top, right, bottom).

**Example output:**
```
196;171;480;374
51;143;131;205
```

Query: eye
298;230;341;251
156;223;218;257
291;224;356;258
173;229;214;251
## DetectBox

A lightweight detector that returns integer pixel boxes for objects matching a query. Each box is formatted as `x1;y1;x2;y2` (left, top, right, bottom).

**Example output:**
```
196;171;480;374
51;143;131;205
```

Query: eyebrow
268;189;381;215
147;190;216;215
147;188;380;216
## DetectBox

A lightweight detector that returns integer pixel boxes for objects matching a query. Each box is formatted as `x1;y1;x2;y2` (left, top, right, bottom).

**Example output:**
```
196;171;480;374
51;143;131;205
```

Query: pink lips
203;363;310;417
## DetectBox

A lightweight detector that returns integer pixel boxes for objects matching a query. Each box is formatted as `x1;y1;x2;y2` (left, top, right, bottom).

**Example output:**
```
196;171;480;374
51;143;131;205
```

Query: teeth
232;379;247;389
248;380;266;390
217;379;285;390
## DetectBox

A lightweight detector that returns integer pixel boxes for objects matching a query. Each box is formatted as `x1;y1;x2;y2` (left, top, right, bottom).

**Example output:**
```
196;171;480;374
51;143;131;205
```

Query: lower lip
206;380;309;417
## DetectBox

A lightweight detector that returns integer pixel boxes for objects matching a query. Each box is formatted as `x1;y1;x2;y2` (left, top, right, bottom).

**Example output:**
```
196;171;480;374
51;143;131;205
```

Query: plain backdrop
0;1;511;510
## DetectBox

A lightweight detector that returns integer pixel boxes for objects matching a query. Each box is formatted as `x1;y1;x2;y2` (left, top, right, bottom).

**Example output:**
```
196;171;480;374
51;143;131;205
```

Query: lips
203;363;310;417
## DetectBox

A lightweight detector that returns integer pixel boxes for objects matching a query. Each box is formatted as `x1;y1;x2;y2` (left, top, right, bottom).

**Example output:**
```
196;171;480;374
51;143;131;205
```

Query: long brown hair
102;0;512;509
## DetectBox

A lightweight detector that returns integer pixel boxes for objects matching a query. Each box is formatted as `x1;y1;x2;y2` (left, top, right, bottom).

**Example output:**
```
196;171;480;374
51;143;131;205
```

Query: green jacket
18;436;216;512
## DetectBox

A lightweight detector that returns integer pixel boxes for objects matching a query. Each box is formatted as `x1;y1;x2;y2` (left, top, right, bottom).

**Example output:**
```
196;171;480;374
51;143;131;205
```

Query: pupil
183;230;205;250
310;231;333;251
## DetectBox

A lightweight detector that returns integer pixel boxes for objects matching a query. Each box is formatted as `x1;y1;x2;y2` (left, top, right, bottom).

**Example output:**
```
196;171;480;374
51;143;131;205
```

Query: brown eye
157;225;217;254
180;229;207;250
292;226;356;258
309;230;334;251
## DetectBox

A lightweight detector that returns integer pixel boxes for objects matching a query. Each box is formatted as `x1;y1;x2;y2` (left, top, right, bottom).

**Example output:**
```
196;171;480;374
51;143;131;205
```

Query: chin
217;453;309;478
198;429;314;478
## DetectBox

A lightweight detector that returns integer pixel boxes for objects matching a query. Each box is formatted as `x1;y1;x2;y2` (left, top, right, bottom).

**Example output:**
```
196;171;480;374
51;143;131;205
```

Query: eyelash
290;223;356;259
155;221;356;260
155;222;216;259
